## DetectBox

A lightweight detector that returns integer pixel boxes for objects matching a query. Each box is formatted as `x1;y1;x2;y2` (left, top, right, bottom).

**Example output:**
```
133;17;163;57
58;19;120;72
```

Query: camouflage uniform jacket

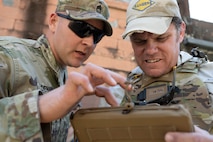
109;51;213;133
0;35;69;142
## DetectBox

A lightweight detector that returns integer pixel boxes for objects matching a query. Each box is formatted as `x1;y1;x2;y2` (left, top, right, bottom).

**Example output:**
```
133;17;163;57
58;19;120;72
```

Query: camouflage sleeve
0;90;44;141
198;62;213;133
0;40;44;141
0;47;10;97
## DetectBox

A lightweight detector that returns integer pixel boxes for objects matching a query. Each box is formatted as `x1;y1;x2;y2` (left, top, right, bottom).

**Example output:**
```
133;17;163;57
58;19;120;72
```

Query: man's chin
68;62;83;68
144;70;164;78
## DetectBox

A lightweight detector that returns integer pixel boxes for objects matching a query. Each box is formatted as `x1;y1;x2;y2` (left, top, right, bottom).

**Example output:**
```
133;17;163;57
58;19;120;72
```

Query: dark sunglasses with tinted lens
57;13;105;44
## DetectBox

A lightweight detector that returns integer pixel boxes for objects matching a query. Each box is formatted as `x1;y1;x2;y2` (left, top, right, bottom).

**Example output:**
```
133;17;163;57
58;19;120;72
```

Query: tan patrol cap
123;0;182;39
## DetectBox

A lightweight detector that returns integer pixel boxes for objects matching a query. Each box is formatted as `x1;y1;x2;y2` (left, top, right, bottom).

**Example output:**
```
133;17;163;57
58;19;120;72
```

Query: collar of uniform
177;51;193;66
37;35;60;72
37;35;66;85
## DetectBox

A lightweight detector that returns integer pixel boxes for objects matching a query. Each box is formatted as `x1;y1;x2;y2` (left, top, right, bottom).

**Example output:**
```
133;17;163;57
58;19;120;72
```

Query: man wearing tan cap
110;0;213;141
0;0;127;141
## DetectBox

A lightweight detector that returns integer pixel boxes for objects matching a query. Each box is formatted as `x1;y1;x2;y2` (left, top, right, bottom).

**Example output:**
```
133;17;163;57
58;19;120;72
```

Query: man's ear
48;13;58;33
179;21;186;42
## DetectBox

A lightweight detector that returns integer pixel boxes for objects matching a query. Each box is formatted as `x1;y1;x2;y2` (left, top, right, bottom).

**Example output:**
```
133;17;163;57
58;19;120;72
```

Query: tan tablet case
70;104;194;142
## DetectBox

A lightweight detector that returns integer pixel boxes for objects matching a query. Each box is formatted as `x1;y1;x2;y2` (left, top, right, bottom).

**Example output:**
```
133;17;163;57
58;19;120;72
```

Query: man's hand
165;125;213;142
39;63;127;122
63;63;127;105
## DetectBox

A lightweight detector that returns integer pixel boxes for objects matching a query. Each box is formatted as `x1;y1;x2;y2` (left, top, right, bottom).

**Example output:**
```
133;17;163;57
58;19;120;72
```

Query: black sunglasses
57;13;105;44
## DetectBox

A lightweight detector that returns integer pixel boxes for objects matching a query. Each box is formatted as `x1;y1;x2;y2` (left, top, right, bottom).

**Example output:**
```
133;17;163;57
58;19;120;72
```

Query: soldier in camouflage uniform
0;0;127;141
108;0;213;141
